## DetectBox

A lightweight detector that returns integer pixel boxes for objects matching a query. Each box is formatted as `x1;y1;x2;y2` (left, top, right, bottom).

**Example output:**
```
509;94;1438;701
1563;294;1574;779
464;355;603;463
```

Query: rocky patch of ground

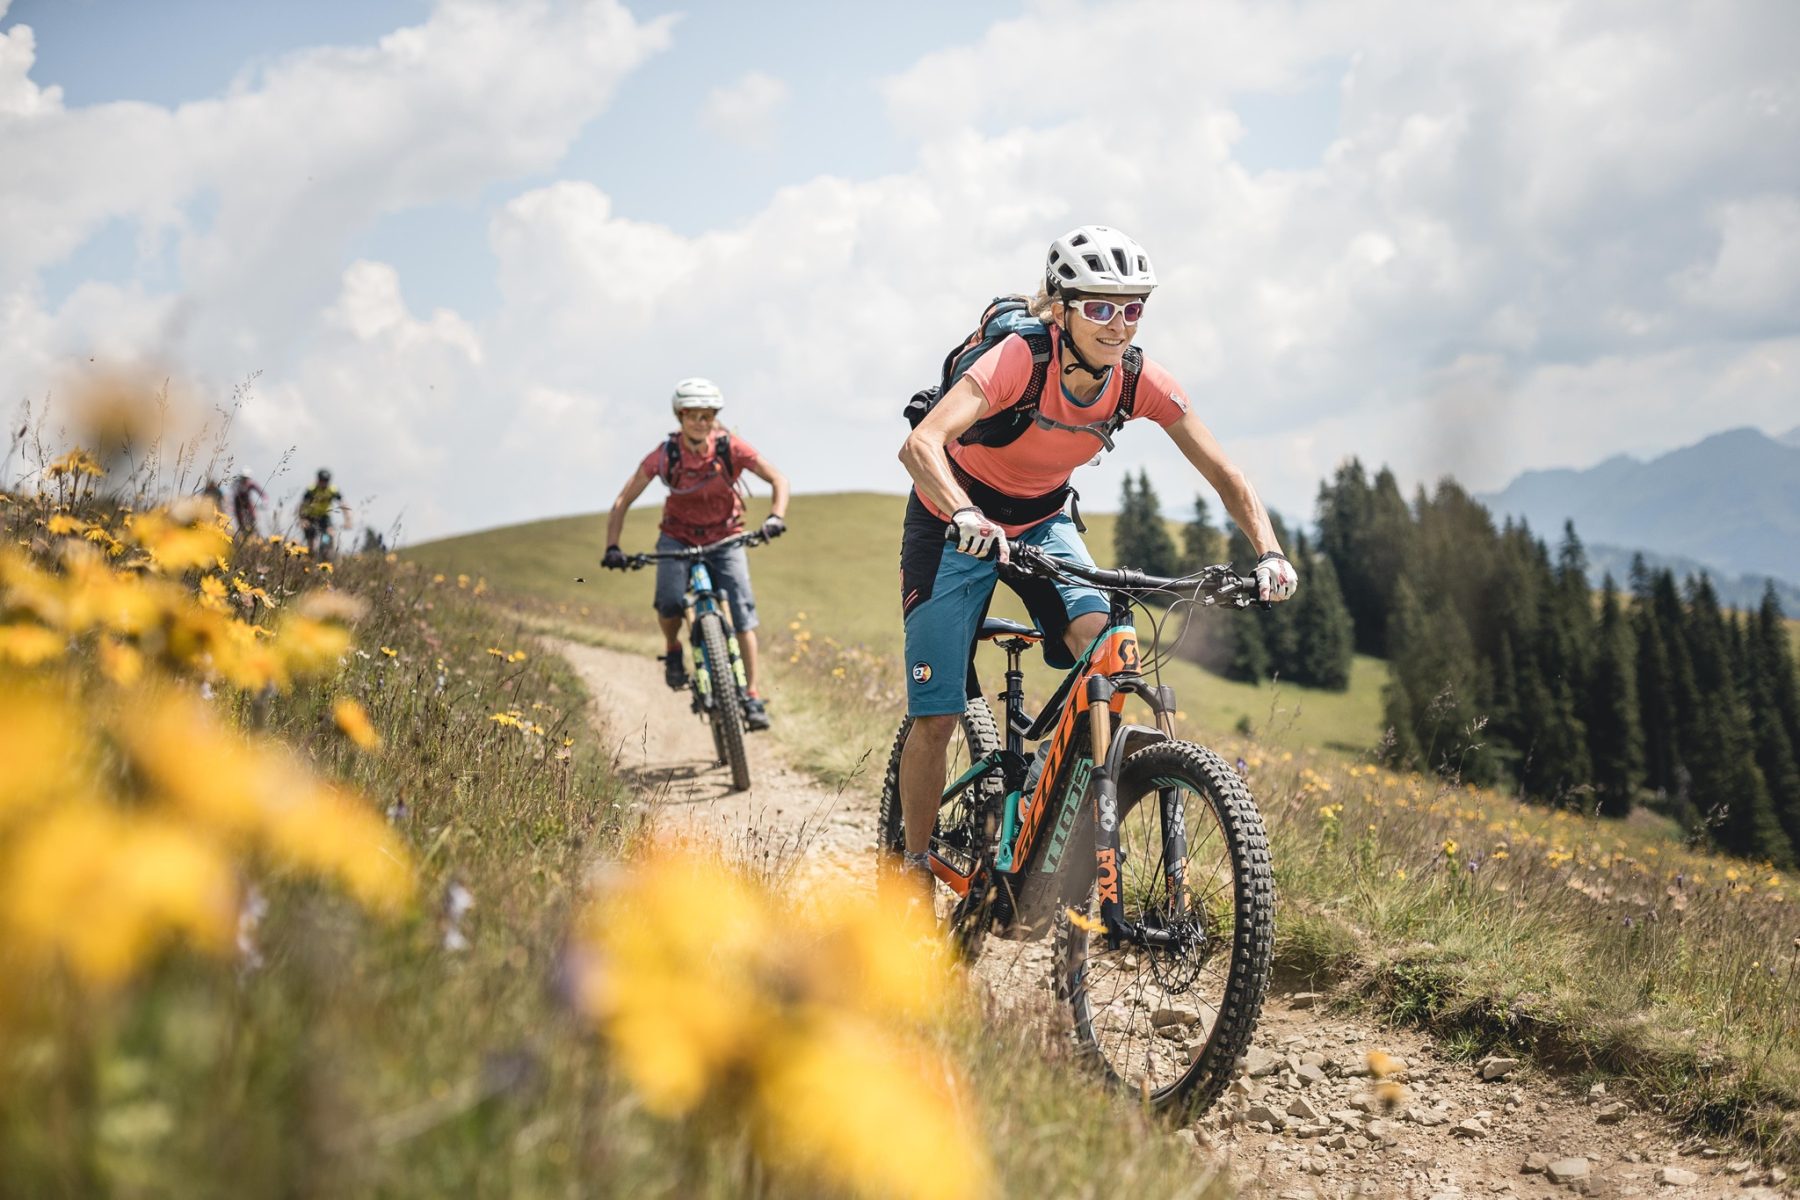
558;636;1794;1200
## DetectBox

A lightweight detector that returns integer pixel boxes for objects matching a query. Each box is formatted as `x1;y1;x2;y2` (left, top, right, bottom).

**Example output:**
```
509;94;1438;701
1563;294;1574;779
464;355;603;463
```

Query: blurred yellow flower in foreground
116;691;415;916
570;847;987;1200
0;685;86;820
3;803;237;987
47;448;105;478
126;509;232;573
333;697;382;751
0;622;64;665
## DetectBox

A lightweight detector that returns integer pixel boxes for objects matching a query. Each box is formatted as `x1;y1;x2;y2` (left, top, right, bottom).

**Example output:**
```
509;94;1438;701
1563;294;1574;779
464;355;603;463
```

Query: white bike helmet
670;377;725;415
1045;225;1158;296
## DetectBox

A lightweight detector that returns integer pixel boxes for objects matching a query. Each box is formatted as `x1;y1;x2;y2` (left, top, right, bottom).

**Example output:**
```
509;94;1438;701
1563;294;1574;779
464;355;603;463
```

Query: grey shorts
652;534;759;632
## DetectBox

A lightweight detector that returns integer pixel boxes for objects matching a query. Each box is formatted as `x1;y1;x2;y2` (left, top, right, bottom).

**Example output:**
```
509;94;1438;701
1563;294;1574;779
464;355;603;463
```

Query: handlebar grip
941;524;1011;560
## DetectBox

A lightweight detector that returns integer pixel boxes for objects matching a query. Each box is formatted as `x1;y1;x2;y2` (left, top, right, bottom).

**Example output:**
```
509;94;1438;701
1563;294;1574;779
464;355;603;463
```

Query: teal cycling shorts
899;492;1107;718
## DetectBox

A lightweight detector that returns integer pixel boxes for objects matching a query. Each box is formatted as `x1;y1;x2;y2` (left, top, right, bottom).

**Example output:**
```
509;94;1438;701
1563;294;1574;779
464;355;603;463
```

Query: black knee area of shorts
654;601;686;619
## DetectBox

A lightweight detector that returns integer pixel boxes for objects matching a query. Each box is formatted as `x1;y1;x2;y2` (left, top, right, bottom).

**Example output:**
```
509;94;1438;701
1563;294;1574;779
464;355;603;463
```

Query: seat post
999;638;1028;756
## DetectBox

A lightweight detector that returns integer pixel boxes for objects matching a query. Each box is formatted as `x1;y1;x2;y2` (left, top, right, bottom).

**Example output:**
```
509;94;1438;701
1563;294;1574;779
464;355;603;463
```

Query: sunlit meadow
3;390;1233;1198
438;505;1800;1168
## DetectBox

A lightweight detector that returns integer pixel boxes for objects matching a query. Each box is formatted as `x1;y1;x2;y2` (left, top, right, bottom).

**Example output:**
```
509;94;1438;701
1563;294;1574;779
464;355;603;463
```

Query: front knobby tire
1055;740;1274;1117
876;698;1003;960
696;612;751;791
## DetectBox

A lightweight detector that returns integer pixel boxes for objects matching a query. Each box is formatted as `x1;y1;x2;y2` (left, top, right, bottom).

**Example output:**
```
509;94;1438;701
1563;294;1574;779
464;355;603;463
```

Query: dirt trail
556;638;1791;1200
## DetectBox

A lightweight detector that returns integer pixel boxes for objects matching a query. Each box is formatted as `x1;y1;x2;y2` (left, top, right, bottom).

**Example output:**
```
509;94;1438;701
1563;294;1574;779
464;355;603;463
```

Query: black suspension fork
1145;680;1191;919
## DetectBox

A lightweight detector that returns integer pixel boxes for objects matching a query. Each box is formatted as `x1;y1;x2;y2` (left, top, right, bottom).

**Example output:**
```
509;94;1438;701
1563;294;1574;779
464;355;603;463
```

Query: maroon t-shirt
639;432;760;545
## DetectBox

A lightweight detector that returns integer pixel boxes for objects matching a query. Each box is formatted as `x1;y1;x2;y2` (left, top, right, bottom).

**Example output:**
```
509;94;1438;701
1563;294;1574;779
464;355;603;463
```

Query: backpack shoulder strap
714;431;734;478
661;432;682;484
1107;346;1144;433
1016;327;1054;413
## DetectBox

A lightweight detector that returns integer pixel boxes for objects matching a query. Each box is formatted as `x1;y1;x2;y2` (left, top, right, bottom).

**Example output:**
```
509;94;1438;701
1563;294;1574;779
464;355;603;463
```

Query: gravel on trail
556;637;1793;1200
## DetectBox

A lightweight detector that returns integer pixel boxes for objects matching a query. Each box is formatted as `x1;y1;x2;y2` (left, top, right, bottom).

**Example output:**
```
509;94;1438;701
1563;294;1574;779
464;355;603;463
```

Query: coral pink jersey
924;327;1191;535
639;432;760;546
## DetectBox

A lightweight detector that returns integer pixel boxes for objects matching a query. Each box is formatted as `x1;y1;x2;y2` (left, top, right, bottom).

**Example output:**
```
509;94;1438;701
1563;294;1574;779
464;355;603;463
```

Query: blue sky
3;0;1795;541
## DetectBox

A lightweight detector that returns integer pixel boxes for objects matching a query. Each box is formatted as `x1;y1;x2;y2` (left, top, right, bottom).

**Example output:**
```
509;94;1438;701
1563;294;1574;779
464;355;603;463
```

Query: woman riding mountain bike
895;224;1300;892
602;378;791;732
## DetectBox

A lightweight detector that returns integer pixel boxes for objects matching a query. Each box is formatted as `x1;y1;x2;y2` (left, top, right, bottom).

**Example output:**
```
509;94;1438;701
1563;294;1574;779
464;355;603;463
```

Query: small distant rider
230;473;267;538
300;468;351;558
200;478;225;510
601;378;790;732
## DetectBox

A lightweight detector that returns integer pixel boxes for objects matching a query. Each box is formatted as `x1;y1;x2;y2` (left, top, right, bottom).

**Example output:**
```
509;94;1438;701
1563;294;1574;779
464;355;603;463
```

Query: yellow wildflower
379;646;398;658
126;508;233;572
506;650;527;663
97;637;145;686
0;684;87;818
1065;907;1107;935
47;513;89;535
756;1017;990;1200
332;698;382;751
1;803;237;987
277;616;353;675
0;622;64;665
47;448;106;478
1366;1050;1402;1078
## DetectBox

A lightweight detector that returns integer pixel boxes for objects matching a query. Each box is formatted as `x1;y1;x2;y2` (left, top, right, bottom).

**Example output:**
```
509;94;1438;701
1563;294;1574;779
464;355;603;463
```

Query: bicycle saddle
979;617;1042;641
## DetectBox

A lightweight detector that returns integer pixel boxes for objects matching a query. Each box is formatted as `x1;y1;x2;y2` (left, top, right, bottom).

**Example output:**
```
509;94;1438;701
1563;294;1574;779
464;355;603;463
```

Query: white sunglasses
1068;297;1147;326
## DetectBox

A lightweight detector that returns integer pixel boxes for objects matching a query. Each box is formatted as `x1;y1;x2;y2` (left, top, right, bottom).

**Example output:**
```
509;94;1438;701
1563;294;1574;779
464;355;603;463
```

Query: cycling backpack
660;431;735;489
902;295;1142;450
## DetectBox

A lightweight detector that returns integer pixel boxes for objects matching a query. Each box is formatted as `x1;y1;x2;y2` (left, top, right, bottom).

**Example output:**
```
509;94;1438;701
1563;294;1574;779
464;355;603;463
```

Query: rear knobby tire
697;612;751;791
876;698;1003;960
1054;739;1274;1117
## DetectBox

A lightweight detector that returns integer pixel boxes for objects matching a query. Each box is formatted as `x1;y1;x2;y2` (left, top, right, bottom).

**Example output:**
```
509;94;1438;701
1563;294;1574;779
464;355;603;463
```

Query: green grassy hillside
410;494;1800;1167
407;492;1386;755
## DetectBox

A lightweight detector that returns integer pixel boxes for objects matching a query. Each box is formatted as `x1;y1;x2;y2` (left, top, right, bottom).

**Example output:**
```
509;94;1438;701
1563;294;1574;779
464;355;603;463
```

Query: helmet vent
1082;254;1105;272
1070;232;1089;247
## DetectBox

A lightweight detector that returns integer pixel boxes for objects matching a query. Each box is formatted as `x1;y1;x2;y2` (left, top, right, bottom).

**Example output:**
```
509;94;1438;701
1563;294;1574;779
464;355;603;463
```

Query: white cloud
0;0;672;530
4;0;1797;542
700;70;789;147
1675;195;1800;316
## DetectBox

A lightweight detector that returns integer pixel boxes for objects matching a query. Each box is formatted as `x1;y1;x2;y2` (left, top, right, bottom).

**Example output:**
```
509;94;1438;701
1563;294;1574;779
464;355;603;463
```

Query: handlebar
605;529;772;571
944;527;1264;608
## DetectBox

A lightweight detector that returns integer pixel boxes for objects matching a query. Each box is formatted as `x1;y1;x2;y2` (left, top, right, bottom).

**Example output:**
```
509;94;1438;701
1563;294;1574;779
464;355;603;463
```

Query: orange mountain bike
877;541;1276;1116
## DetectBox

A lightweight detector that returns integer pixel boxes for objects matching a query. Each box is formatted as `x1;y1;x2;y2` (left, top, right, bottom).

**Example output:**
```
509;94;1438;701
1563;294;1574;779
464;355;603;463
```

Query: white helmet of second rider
1045;225;1158;297
670;377;725;415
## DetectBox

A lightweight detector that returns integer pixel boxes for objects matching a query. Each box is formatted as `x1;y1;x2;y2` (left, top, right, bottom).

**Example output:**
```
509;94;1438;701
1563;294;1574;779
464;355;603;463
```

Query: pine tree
1633;569;1687;805
1225;515;1293;682
1382;577;1487;781
1114;473;1147;567
1681;577;1791;864
1316;461;1412;656
1316;461;1377;652
1586;576;1644;817
1114;471;1178;586
1225;606;1271;682
1748;585;1800;860
1183;495;1222;571
1290;545;1355;690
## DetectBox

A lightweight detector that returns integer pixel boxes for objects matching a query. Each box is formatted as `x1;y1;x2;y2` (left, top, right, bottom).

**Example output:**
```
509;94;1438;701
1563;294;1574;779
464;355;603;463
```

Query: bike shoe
662;650;688;691
744;696;771;732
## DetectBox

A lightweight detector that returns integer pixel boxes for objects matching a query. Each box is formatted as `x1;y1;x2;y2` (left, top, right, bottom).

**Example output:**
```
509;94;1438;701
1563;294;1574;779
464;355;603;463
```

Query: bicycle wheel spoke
1057;740;1274;1115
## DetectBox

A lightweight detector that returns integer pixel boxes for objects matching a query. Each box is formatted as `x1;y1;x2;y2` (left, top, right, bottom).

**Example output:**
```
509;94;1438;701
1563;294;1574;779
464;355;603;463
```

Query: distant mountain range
1478;426;1800;605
